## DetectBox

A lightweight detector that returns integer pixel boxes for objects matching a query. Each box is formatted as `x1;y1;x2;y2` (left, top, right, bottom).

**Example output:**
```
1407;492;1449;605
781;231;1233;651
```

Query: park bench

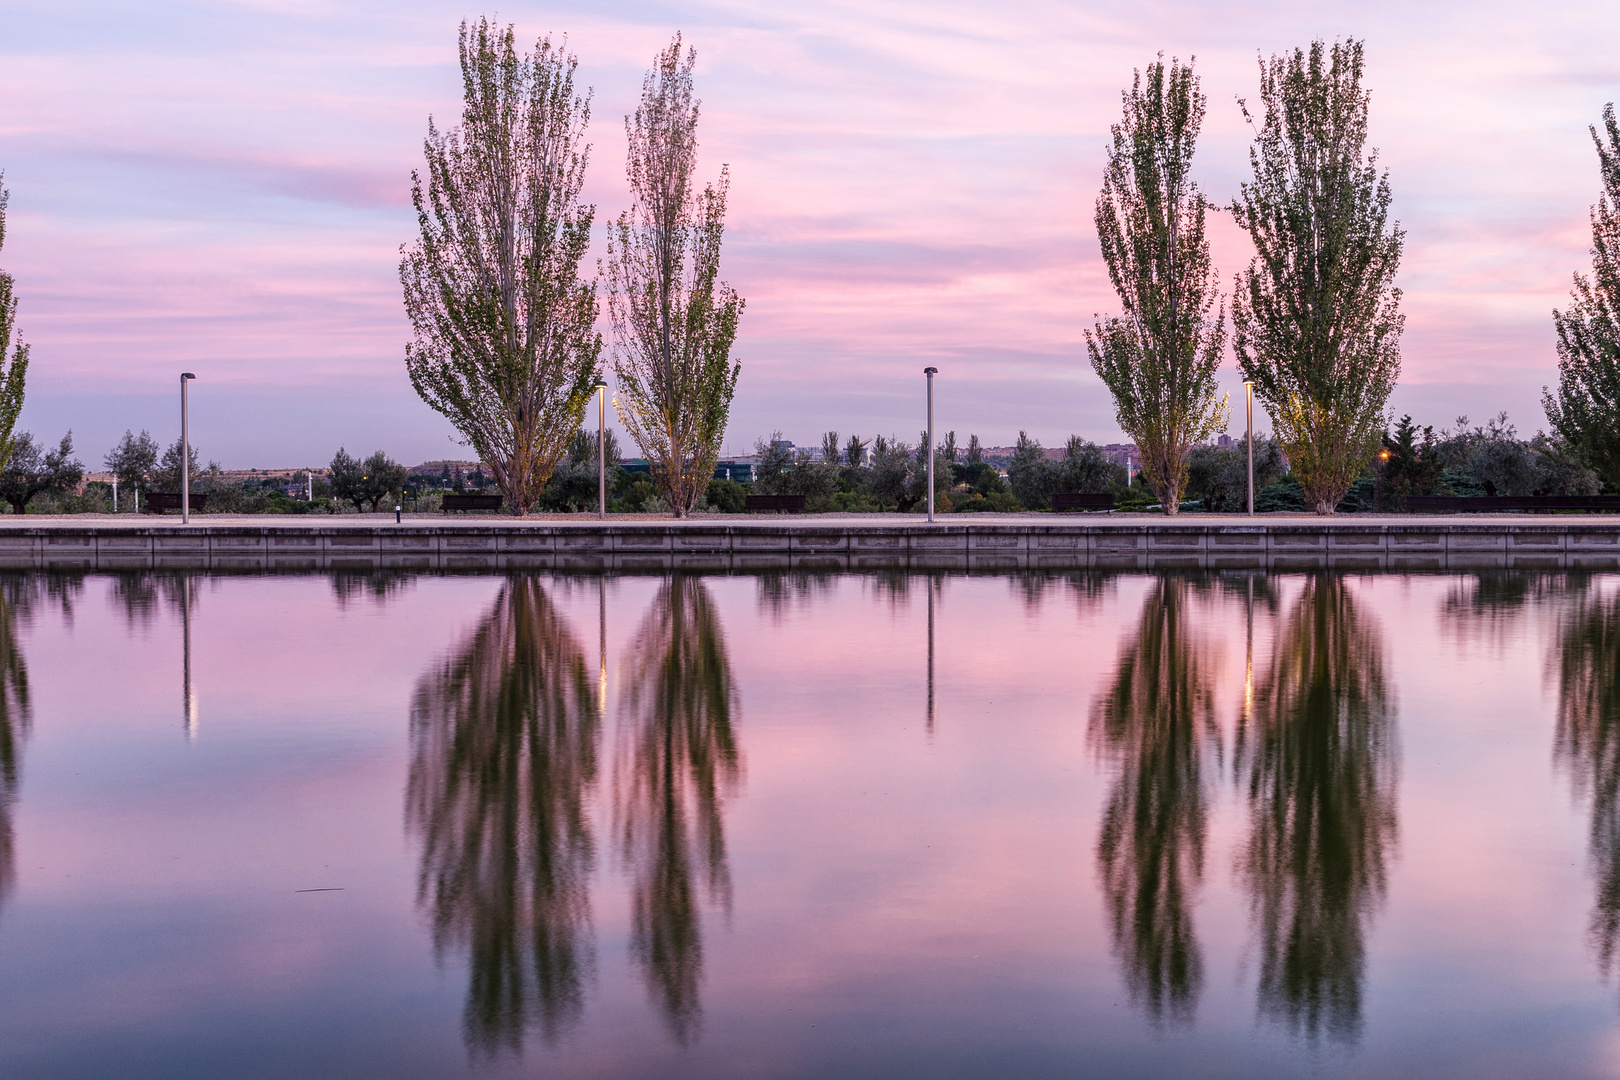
1051;492;1115;512
1406;495;1620;513
143;492;208;513
745;494;807;513
441;494;504;513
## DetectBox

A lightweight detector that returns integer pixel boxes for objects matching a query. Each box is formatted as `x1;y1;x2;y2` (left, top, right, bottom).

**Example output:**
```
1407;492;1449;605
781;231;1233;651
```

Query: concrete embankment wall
2;520;1620;571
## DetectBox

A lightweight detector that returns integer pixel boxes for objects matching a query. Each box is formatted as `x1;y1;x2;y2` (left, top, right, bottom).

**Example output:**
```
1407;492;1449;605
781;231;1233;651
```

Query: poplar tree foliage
606;36;744;518
1231;40;1405;515
1088;58;1228;515
401;21;601;516
0;179;30;473
1545;104;1620;487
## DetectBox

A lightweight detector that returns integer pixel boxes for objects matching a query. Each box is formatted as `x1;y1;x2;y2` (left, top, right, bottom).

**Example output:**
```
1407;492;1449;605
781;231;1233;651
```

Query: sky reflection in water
0;571;1618;1077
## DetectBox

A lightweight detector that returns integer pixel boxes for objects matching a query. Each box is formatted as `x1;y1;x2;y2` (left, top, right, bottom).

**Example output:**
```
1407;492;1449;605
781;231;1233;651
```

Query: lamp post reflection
598;576;608;715
615;576;741;1043
926;576;936;733
1236;575;1397;1045
1090;577;1219;1025
181;576;197;739
407;578;601;1054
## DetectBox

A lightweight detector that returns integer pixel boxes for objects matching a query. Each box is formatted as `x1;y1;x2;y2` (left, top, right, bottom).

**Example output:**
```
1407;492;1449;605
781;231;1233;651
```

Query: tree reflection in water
331;570;415;611
0;579;32;907
1551;582;1620;982
1237;575;1397;1045
0;575;76;912
1091;578;1219;1025
407;577;600;1054
615;576;741;1044
109;571;193;631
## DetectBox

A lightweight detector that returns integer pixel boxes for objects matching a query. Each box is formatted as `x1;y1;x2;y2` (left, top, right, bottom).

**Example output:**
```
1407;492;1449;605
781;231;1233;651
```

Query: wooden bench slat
1051;493;1115;511
441;494;504;513
143;492;208;513
745;494;807;512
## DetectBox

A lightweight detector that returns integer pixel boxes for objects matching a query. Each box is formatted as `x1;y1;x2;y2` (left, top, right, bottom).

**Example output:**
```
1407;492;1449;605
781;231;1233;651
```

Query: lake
0;569;1615;1078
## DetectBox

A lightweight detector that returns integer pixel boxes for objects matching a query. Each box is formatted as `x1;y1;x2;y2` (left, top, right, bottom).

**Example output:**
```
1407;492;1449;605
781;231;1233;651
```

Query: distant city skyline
3;0;1617;468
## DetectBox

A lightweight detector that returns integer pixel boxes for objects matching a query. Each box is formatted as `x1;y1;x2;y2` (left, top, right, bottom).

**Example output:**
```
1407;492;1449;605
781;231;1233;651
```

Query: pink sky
2;0;1618;466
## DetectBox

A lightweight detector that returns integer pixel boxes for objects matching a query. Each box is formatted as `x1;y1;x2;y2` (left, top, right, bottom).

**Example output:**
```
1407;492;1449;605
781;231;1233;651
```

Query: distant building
1101;442;1139;463
1101;443;1141;480
1217;434;1233;449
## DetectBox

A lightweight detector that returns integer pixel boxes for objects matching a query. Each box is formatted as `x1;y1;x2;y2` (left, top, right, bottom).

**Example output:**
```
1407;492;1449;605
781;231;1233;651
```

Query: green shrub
1256;478;1306;512
704;478;748;513
806;491;891;513
612;479;658;513
952;490;1021;513
1335;476;1378;512
1439;466;1486;497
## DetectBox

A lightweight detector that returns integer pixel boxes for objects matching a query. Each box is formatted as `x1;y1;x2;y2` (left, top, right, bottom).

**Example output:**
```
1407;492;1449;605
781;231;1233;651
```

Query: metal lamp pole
180;372;196;524
1244;378;1254;516
595;377;608;519
924;366;938;523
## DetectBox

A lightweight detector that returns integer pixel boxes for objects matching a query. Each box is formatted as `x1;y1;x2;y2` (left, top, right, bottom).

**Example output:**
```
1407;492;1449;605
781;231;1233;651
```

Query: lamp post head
181;372;196;381
923;367;938;375
1242;378;1253;388
593;377;607;390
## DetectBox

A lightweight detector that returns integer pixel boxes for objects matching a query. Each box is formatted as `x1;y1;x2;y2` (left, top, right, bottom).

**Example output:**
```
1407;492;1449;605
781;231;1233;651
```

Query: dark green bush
612;479;659;513
952;490;1021;513
805;490;891;513
1256;478;1307;512
704;478;748;513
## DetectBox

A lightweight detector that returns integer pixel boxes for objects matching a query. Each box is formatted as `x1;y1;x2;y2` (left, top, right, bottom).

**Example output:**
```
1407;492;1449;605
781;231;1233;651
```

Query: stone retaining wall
2;521;1619;571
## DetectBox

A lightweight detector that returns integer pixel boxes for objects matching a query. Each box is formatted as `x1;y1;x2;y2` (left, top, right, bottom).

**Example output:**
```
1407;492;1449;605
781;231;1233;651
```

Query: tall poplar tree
0;178;31;472
401;20;600;516
1087;57;1228;515
1231;40;1404;514
1545;104;1620;486
606;35;743;518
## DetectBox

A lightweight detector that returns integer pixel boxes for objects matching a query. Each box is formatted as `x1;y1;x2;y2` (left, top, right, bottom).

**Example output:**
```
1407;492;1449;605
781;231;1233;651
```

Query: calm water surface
0;570;1617;1078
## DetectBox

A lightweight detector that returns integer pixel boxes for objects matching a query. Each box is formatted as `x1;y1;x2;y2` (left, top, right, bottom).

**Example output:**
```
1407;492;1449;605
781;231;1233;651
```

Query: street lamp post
180;372;197;524
923;367;938;523
595;377;608;519
1244;378;1254;516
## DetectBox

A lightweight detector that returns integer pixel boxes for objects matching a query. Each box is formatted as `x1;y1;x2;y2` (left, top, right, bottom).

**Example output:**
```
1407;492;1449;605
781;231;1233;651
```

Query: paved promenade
0;512;1617;571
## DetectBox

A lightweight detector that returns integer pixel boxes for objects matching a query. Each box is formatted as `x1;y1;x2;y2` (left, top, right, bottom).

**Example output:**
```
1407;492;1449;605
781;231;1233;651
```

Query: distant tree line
743;429;1135;514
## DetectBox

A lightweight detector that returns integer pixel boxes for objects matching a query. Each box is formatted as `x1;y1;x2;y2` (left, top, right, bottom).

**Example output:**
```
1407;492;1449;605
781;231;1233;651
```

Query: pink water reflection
0;571;1611;1078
